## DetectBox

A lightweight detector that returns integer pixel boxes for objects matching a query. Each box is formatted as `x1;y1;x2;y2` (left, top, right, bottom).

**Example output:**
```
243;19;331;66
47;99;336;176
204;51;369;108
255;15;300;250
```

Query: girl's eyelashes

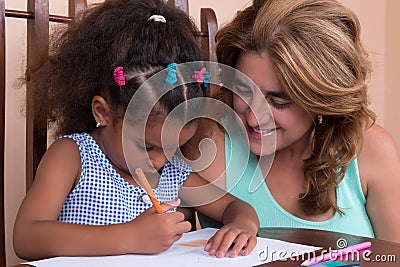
136;141;153;151
145;146;154;151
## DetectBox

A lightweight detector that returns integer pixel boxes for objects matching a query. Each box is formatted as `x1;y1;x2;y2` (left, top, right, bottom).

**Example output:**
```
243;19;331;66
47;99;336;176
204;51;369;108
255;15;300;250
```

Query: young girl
184;0;400;243
13;0;259;260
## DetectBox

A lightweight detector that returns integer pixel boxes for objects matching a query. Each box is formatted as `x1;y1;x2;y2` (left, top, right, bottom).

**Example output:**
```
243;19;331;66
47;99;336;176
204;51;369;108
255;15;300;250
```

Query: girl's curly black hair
28;0;205;137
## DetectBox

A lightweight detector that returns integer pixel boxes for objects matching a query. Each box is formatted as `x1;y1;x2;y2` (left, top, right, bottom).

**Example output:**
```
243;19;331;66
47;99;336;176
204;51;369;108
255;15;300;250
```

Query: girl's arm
358;123;400;243
181;119;259;257
13;138;191;260
180;172;259;258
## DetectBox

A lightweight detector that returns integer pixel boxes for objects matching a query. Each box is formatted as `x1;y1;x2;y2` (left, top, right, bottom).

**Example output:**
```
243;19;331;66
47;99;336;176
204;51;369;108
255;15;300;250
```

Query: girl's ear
92;96;112;127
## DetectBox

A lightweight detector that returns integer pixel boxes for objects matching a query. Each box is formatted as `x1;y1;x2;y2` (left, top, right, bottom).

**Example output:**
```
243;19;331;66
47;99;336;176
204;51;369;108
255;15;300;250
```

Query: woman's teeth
253;128;275;136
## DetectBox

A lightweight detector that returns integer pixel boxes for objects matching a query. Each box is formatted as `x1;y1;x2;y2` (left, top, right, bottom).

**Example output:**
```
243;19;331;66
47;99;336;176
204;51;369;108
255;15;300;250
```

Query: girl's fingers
205;229;225;256
214;229;239;258
175;220;192;234
227;233;247;257
161;198;181;212
241;236;257;256
227;233;252;257
206;229;257;258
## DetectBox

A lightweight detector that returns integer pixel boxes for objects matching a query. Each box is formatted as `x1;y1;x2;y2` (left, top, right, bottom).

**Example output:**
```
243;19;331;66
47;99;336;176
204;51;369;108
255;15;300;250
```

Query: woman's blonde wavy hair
216;0;376;215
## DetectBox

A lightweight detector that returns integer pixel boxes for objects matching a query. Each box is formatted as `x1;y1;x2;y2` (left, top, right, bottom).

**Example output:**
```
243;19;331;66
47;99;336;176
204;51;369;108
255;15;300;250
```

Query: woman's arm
13;138;191;260
358;123;400;243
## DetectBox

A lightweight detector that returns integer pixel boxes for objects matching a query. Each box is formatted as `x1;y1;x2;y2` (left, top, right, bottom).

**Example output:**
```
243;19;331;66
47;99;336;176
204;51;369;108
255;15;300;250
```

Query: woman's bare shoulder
359;125;400;242
358;123;400;189
360;123;399;162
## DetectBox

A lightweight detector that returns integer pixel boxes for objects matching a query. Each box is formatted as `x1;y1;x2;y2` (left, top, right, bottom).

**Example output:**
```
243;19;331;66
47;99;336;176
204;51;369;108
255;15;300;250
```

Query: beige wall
5;1;28;266
4;0;400;265
341;0;386;125
384;0;400;147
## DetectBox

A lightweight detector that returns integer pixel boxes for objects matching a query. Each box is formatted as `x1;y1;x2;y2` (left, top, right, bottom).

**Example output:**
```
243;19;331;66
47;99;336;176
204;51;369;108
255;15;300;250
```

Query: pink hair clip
192;67;210;87
192;68;206;84
113;66;126;87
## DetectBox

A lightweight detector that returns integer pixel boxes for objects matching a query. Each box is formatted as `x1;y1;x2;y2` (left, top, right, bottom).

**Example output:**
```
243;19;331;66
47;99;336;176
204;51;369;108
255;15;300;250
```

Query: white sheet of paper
23;228;321;267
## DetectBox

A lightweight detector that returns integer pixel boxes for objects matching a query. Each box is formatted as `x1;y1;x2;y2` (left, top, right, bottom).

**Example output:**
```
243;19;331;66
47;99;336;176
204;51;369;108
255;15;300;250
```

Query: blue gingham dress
57;133;191;225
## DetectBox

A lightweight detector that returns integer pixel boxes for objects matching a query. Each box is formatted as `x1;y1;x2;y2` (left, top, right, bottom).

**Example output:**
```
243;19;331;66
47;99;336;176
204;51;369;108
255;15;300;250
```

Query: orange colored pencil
135;168;164;214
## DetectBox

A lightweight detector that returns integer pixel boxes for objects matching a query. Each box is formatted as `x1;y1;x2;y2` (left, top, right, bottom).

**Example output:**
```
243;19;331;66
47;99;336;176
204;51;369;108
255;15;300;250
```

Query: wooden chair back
1;2;88;265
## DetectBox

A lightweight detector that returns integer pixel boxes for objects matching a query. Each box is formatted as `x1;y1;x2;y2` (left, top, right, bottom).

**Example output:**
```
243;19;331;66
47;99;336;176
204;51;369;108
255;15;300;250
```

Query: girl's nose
150;153;168;171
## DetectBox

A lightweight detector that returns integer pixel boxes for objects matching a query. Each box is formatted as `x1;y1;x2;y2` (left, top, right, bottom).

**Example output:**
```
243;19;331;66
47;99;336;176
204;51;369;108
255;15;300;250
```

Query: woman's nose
247;99;274;128
246;108;259;128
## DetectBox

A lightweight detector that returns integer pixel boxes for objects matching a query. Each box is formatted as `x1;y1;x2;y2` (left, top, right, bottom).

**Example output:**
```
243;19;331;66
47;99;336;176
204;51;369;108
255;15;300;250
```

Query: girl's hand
127;198;192;254
204;224;257;258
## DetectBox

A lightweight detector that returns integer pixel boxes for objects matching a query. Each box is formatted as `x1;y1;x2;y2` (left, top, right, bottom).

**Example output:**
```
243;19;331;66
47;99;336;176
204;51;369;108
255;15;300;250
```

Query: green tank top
223;125;375;238
199;118;375;238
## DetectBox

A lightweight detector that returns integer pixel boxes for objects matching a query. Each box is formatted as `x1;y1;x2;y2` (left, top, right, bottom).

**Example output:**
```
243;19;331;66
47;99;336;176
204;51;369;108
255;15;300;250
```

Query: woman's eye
235;85;250;94
266;96;292;109
234;86;253;103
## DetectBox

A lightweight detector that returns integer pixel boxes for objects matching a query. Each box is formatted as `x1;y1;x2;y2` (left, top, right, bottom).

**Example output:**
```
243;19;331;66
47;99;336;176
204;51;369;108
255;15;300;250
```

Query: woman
183;0;400;242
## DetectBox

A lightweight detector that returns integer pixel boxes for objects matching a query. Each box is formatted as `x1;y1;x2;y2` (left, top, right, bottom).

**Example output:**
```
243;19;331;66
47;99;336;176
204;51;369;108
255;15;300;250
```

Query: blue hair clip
165;62;178;84
203;70;211;88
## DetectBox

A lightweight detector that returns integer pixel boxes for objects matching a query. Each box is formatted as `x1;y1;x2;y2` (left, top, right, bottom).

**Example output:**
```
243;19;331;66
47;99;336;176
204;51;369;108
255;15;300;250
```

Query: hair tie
148;15;166;23
113;66;126;87
192;67;211;88
165;63;178;84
